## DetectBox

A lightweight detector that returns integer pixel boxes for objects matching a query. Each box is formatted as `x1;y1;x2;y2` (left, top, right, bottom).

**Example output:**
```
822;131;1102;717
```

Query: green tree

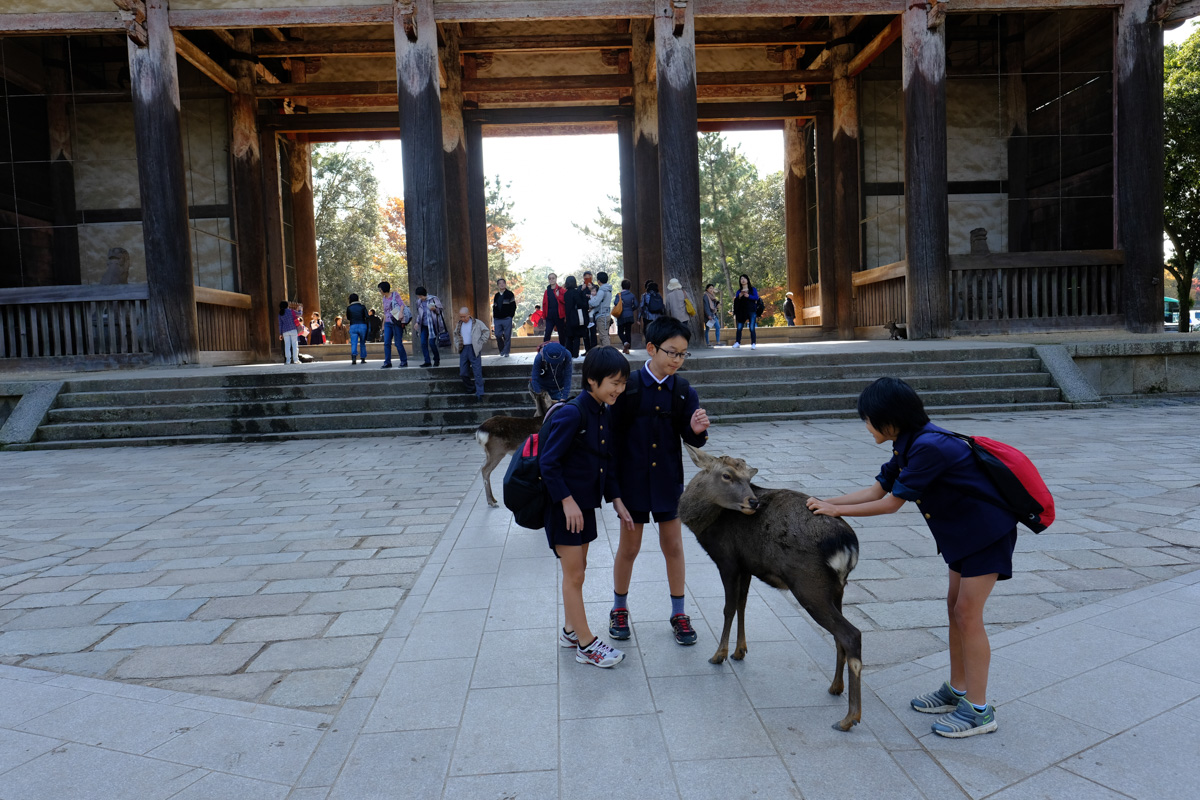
1165;29;1200;331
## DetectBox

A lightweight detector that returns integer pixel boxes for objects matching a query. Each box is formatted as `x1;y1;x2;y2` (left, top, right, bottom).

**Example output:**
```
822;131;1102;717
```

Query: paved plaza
0;401;1198;798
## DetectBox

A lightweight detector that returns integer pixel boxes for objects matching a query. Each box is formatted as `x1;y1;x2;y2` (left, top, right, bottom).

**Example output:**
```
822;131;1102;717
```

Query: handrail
0;284;150;303
194;286;253;310
852;260;907;287
949;249;1124;271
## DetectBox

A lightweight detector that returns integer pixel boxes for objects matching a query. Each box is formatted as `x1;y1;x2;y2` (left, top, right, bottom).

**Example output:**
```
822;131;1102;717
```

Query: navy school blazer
538;393;620;510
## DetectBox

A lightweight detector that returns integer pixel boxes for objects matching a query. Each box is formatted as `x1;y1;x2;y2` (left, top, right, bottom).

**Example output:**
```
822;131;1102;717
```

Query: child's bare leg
558;543;593;644
946;570;965;692
658;518;686;597
612;522;645;596
952;573;998;706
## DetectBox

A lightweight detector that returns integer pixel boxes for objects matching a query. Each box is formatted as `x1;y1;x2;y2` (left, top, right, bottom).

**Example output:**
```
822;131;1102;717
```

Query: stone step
710;400;1075;425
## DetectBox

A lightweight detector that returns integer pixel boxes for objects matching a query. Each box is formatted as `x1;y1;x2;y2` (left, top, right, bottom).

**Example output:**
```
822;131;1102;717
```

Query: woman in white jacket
664;277;691;324
587;271;614;348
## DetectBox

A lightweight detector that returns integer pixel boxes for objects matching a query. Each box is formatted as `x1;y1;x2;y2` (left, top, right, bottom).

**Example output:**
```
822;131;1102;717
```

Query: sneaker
559;628;579;648
670;613;698;646
609;608;631;640
381;363;392;369
750;343;757;349
351;357;357;365
932;699;998;738
911;681;962;714
419;362;432;367
576;637;624;668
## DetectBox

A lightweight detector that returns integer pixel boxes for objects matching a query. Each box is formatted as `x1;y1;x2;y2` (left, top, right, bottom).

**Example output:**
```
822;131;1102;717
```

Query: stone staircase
15;345;1075;449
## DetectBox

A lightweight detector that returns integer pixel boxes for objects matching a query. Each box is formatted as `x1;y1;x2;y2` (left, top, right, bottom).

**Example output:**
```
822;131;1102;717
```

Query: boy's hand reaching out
690;408;710;435
806;497;841;517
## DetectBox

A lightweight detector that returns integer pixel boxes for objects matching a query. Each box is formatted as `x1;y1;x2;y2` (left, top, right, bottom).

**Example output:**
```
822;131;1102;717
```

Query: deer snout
739;497;760;515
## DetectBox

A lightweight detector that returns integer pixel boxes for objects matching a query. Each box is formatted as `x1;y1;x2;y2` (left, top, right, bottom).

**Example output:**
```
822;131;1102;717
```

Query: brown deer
679;444;863;732
475;390;555;507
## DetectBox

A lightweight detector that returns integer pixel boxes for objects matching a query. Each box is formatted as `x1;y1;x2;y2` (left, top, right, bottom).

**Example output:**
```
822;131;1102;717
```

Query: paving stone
171;581;268;599
266;668;357;708
192;593;307;620
2;590;99;609
0;728;64;776
0;603;118;631
0;742;202;800
329;730;455;800
450;685;558;776
85;586;183;604
246;635;376;672
146;673;283;703
114;644;262;679
298;588;406;615
223;615;331;644
324;610;393;637
0;625;117;656
22;650;130;678
15;693;214;755
97;598;207;625
145;714;323;785
95;620;233;650
163;772;290;800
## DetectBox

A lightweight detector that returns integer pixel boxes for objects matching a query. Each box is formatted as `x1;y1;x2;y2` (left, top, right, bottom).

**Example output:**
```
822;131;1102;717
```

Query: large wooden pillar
1004;16;1030;253
286;59;320;318
815;115;837;330
903;2;950;339
1117;0;1164;333
617;116;640;298
231;32;273;362
654;0;705;346
630;18;662;296
260;129;288;308
127;0;199;365
46;40;80;286
395;0;451;312
465;120;490;321
441;25;476;319
784;119;810;301
830;16;860;340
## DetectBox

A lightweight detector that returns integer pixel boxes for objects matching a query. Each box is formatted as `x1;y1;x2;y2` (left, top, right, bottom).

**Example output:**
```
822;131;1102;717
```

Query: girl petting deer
806;377;1018;739
539;346;635;668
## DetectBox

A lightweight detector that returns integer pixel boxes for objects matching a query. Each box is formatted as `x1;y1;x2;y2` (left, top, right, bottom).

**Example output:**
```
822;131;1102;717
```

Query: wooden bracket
927;1;947;31
397;1;418;42
472;53;493;72
600;49;622;67
113;0;147;47
1153;0;1180;24
672;0;688;38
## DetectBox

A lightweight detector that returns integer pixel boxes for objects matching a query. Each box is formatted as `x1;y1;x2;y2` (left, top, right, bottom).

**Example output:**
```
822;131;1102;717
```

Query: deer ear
747;467;759;479
684;443;716;469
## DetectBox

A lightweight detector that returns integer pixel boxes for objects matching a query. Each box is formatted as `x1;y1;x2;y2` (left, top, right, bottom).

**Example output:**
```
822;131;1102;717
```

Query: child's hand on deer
562;496;584;533
690;408;710;435
806;497;841;517
612;497;634;530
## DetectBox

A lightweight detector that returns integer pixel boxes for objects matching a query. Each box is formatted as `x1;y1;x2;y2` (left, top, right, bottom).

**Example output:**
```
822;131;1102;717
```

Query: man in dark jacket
491;278;517;357
542;273;566;344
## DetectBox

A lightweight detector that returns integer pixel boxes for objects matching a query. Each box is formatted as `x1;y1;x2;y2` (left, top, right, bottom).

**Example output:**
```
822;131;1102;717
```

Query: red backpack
945;432;1055;533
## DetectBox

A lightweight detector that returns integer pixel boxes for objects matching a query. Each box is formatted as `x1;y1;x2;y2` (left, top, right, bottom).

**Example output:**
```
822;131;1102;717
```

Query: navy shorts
628;509;678;525
545;504;598;556
948;528;1018;581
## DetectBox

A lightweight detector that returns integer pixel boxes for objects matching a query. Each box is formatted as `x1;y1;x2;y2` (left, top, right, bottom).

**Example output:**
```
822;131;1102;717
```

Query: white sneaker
576;637;625;668
751;343;757;349
732;342;740;348
559;628;579;648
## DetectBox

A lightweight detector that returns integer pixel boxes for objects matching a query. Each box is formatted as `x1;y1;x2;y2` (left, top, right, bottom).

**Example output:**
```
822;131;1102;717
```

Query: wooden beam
784;120;809;298
848;15;902;76
441;25;477;320
465;120;490;324
464;74;633;92
260;128;289;310
697;69;833;86
814;115;837;334
830;16;859;340
631;18;662;298
0;12;122;33
172;31;236;93
697;100;830;119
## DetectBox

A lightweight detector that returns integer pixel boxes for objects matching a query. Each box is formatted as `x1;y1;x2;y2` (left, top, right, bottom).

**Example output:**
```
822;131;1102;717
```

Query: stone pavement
0;402;1198;798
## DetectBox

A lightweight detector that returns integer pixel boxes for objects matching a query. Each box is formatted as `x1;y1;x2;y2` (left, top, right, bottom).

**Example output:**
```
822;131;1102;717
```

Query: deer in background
475;390;555;507
679;443;863;732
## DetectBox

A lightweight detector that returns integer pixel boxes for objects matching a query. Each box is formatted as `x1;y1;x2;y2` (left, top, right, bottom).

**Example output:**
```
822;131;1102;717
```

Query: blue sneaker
911;681;961;714
932;699;998;738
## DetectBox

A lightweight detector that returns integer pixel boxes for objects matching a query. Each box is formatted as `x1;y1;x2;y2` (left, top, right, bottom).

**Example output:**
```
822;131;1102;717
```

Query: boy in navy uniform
806;377;1017;738
609;317;710;645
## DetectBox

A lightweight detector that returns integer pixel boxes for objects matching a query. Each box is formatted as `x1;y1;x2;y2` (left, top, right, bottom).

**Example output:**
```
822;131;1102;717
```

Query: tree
1165;29;1200;331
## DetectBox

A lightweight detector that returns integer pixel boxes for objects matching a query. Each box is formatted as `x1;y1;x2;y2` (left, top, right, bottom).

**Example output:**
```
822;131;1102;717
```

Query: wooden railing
0;284;150;359
195;286;252;352
800;283;821;326
949;250;1124;332
853;261;907;328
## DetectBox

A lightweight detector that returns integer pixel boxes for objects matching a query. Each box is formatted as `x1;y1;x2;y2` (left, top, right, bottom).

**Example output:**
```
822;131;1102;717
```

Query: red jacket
542;284;566;320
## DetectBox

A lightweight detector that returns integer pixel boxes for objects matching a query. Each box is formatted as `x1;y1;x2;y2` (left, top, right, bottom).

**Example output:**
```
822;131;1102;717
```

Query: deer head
530;389;554;418
684;444;761;515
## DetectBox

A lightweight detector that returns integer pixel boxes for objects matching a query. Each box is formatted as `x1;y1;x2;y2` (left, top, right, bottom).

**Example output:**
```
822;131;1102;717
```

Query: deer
679;444;863;732
475;390;555;507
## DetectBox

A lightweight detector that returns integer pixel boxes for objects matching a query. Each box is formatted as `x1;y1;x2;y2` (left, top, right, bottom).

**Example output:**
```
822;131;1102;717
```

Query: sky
360;17;1199;272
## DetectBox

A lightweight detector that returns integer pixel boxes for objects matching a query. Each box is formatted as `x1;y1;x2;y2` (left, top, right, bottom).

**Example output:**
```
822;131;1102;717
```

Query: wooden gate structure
0;0;1195;366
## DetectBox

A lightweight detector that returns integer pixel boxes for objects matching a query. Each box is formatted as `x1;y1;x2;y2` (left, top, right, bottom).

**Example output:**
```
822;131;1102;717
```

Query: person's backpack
611;295;623;320
538;345;570;388
647;291;665;315
754;296;765;317
502;399;590;530
942;431;1055;533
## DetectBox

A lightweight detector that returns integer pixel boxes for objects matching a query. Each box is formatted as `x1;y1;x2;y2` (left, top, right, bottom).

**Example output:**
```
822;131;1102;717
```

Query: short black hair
597;271;608;284
621;279;631;290
279;301;289;314
647;281;659;293
378;281;390;293
646;316;690;346
705;283;714;290
564;275;578;290
415;286;427;296
349;293;359;302
582;345;630;391
535;304;541;309
857;377;930;434
583;271;593;277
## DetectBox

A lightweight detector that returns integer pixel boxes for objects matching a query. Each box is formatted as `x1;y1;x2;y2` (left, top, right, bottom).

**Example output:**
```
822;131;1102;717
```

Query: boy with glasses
609;317;711;645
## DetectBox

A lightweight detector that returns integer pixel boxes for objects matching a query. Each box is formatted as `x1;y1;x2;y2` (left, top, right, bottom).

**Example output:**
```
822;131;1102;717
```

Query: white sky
362;17;1199;271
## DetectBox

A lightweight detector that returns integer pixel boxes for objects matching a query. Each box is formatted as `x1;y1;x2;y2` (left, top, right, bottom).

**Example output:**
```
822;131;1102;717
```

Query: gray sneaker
558;628;579;648
911;681;962;714
932;698;998;738
576;637;624;668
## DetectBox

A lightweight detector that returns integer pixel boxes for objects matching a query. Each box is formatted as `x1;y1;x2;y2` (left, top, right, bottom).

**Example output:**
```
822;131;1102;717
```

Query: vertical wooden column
815;115;837;330
830;16;860;340
903;2;950;339
654;0;705;346
1117;0;1164;333
440;24;476;318
46;39;80;286
230;32;272;361
260;129;288;309
630;18;662;296
395;0;451;312
127;0;199;364
287;60;320;318
784;119;809;301
617;115;640;298
1003;15;1030;253
465;120;490;323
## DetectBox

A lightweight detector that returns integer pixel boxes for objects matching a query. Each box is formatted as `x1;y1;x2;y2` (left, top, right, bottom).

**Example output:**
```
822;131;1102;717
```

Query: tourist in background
542;273;566;344
615;279;637;355
640;280;664;334
379;281;409;369
413;286;445;368
278;300;300;365
703;284;722;346
531;340;573;402
588;271;613;348
330;315;349;345
664;277;692;324
562;275;588;358
309;312;326;345
492;277;517;357
733;273;759;349
367;309;382;343
454;306;490;398
784;291;796;326
345;293;370;364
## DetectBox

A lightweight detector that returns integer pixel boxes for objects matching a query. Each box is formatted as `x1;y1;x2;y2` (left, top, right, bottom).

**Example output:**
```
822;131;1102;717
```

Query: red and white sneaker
576;637;625;668
559;628;579;648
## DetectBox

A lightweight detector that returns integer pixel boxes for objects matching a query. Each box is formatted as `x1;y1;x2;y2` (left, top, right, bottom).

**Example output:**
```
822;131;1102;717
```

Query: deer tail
475;429;489;447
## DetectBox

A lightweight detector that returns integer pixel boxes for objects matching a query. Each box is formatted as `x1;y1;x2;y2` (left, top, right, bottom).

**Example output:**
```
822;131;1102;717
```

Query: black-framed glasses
660;347;690;360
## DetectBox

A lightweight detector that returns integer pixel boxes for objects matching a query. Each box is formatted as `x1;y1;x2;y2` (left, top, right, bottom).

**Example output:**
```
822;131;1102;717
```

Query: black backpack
646;291;665;315
503;398;595;530
754;297;765;317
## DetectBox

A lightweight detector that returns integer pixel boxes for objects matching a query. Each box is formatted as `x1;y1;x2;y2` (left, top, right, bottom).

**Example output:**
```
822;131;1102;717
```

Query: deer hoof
731;645;747;660
709;650;727;665
487;500;499;508
832;715;860;732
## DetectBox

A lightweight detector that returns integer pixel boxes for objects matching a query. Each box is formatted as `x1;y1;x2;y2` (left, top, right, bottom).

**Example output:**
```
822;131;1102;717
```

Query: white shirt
462;319;474;344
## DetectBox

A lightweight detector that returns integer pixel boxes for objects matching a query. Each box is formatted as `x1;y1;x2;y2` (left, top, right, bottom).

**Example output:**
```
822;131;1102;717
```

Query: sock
563;627;575;637
613;592;628;612
971;702;989;713
949;684;966;697
671;594;685;617
578;636;597;650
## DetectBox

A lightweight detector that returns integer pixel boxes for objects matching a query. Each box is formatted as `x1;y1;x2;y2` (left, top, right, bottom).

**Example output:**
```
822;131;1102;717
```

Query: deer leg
480;447;505;507
793;590;863;732
710;567;741;665
829;585;847;695
731;569;752;660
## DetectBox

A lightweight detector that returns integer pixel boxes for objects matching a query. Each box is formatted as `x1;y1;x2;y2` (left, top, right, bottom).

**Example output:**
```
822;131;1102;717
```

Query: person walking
491;277;517;357
329;316;349;345
733;273;760;349
562;275;589;358
664;277;692;324
378;281;409;368
588;271;614;349
784;291;796;326
615;279;638;354
454;306;490;398
703;284;722;346
542;273;566;344
413;286;444;367
278;301;300;364
345;293;370;364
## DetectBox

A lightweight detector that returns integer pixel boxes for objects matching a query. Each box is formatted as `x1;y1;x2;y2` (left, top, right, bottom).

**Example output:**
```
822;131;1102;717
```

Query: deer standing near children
475;390;555;507
679;444;864;731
